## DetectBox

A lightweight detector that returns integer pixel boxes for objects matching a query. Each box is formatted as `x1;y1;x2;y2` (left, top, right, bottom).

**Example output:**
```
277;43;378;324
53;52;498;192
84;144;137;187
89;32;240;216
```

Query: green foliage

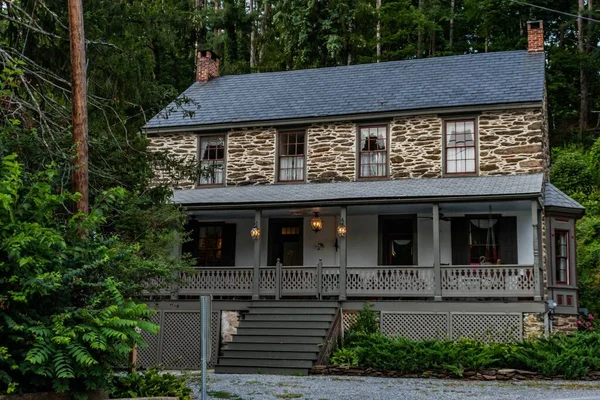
347;302;379;335
111;369;192;400
550;149;595;196
331;331;600;379
0;155;159;396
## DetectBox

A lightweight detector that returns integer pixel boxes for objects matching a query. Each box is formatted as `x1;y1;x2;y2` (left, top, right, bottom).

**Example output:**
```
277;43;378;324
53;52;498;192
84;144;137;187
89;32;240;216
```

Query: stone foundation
552;314;578;334
523;312;545;340
221;311;241;344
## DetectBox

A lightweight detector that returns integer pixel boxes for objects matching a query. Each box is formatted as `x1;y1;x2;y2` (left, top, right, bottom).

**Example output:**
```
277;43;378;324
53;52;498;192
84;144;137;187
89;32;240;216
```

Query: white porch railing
346;266;435;297
440;265;535;297
164;264;535;299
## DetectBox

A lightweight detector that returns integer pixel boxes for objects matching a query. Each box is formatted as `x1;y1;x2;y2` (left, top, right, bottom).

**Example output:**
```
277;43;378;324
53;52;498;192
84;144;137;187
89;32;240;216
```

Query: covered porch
171;174;545;302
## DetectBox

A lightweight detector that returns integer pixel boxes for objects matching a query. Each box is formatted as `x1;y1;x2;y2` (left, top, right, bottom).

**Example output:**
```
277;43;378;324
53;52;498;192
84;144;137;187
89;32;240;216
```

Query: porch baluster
317;259;323;300
275;258;282;300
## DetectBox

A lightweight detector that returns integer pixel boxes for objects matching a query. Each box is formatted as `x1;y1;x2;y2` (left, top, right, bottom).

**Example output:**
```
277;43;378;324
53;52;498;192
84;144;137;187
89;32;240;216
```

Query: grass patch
276;393;303;399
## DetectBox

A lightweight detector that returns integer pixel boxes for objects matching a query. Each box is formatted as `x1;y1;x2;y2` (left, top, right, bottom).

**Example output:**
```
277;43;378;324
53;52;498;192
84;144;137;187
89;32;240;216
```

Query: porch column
433;203;442;301
532;200;542;301
339;206;347;301
252;209;262;300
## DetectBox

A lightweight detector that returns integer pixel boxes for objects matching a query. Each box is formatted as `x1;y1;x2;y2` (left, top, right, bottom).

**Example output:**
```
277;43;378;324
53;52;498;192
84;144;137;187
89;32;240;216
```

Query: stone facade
147;133;197;189
552;314;578;334
147;107;547;187
478;109;546;175
523;312;545;340
220;311;241;344
389;115;442;179
227;127;276;185
307;122;356;182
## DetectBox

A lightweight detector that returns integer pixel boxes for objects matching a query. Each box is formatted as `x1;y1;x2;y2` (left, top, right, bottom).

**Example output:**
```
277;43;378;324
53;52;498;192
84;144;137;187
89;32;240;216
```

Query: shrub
111;369;192;399
347;302;379;335
330;331;600;379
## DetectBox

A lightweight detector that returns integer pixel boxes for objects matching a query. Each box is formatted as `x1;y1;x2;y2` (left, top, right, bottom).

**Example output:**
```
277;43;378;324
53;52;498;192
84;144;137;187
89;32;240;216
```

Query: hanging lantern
250;221;260;240
337;218;347;237
310;212;323;233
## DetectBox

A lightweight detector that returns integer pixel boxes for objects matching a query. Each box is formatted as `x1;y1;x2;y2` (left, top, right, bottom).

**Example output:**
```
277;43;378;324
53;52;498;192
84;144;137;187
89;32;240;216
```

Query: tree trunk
215;0;221;36
417;0;423;58
376;0;381;62
249;0;256;68
259;0;270;62
67;0;89;215
449;0;454;50
579;0;588;134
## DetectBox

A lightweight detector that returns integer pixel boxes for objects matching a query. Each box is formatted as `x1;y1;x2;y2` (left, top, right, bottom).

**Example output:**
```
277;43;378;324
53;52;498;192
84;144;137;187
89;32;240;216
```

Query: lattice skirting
342;311;358;333
137;310;221;369
380;312;523;343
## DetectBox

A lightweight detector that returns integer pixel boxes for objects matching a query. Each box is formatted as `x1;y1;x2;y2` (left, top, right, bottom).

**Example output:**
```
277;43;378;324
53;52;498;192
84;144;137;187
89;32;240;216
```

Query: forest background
2;0;600;310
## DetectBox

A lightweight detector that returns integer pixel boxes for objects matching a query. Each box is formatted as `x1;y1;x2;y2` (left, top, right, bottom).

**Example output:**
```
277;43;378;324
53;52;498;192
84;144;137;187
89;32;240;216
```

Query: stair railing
316;306;342;366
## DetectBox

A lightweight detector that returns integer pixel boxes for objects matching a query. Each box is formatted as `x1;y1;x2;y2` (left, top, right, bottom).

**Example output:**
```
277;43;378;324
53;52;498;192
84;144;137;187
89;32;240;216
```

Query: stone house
142;21;584;374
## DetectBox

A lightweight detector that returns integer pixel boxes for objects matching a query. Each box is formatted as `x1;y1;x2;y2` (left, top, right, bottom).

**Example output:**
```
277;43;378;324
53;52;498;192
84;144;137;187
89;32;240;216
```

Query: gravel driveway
189;373;600;400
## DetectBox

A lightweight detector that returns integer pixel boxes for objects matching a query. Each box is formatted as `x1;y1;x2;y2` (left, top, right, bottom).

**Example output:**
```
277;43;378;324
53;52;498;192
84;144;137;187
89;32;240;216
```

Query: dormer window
444;120;477;175
359;125;388;178
278;131;306;182
199;135;225;185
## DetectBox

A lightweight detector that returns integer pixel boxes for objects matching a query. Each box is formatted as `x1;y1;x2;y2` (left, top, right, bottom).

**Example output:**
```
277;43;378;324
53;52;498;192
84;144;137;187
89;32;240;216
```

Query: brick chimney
527;21;544;53
196;50;220;82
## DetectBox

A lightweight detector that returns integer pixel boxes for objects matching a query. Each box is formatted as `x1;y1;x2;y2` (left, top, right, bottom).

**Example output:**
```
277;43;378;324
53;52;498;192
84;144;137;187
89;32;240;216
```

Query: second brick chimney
527;21;544;53
196;50;220;83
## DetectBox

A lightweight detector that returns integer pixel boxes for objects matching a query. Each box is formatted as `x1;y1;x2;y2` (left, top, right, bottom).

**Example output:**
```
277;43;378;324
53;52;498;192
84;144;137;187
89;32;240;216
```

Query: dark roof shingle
145;50;545;130
174;174;544;208
544;183;585;212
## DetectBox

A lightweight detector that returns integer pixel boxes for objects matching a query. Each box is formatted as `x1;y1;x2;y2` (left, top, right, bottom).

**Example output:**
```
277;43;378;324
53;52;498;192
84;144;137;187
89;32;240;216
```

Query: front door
268;219;303;266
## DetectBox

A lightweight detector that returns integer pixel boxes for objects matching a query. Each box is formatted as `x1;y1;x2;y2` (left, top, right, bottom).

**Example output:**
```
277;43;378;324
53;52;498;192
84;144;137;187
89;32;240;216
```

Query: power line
506;0;600;24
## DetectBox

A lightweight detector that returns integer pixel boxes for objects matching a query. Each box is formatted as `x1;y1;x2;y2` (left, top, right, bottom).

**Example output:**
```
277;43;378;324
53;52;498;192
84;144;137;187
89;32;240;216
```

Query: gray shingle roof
544;183;585;212
173;174;544;209
145;51;545;130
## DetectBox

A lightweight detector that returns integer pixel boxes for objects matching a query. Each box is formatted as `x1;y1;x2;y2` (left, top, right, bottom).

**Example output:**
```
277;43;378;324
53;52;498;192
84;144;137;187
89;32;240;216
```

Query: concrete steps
214;300;339;375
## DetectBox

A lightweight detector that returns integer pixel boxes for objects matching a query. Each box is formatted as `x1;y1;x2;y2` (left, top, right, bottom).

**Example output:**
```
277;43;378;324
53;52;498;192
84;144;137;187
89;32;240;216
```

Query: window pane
445;120;476;174
199;136;225;185
278;132;305;181
554;231;570;284
359;126;387;177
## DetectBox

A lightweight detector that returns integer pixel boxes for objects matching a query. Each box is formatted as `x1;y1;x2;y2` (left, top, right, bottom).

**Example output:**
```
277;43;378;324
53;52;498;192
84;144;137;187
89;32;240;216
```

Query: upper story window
278;131;305;182
199;135;225;185
555;230;570;284
359;125;388;178
444;120;476;175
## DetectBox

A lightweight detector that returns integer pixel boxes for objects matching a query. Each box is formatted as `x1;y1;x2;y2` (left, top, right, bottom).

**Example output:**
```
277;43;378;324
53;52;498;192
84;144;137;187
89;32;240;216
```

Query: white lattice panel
381;312;449;340
342;311;358;332
161;311;201;369
137;313;161;368
451;313;522;343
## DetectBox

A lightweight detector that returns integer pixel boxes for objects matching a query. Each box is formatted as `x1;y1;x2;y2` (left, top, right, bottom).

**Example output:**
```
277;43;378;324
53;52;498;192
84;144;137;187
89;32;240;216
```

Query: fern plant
0;155;159;397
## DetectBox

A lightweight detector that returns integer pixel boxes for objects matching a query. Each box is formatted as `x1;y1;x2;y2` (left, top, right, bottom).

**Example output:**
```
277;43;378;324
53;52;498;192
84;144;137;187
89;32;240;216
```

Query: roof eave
544;205;586;219
143;101;543;135
177;192;542;211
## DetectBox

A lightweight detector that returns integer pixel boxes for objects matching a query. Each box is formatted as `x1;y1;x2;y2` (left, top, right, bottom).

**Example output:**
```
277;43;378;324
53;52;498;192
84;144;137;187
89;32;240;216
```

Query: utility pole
68;0;89;214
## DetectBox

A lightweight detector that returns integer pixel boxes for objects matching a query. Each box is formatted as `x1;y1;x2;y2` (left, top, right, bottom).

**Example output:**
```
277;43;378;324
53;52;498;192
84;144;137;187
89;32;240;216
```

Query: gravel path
188;373;600;400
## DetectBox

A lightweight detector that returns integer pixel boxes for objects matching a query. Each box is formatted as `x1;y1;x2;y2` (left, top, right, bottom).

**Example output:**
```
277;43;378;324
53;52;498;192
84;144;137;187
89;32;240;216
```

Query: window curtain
200;137;224;184
360;126;387;177
279;156;304;181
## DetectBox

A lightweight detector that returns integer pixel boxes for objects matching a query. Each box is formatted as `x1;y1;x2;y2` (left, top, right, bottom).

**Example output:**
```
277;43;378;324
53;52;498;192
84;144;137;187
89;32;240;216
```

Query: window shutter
451;217;469;265
497;217;518;265
220;223;237;266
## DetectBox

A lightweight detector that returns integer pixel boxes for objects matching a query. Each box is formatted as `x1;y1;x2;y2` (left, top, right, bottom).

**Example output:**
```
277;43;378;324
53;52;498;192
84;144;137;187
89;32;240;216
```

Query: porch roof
544;183;585;216
174;174;544;210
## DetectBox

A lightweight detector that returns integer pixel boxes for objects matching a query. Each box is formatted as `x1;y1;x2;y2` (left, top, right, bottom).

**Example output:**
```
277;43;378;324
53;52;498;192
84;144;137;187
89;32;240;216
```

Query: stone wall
552;314;578;334
389;115;442;179
147;107;547;187
523;312;545;339
146;133;197;189
478;109;545;175
307;122;356;182
227;127;276;185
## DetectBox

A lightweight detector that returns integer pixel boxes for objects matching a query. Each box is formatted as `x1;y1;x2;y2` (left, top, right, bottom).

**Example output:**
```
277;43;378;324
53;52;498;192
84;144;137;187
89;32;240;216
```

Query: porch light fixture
337;218;347;237
250;221;260;240
310;212;323;233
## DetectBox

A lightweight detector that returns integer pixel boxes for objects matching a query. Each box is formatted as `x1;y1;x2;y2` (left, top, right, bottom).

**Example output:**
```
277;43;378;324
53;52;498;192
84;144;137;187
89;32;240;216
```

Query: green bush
111;369;192;399
330;331;600;379
347;302;379;335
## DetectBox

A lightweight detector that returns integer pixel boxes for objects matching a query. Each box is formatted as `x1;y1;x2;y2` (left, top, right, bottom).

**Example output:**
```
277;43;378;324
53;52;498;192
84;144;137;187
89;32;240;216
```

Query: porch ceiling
175;174;544;210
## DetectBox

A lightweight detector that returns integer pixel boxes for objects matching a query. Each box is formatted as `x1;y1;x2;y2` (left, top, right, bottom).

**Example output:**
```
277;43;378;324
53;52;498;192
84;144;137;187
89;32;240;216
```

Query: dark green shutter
451;217;469;265
497;217;518;264
220;223;237;266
